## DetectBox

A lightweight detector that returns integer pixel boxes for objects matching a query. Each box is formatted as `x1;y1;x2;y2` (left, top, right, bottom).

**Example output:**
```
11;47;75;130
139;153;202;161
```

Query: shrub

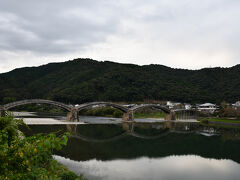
0;115;84;180
79;106;123;118
60;171;79;180
113;110;123;118
200;119;209;124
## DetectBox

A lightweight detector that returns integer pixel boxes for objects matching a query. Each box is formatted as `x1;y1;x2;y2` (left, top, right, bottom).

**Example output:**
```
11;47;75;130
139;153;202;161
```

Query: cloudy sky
0;0;240;73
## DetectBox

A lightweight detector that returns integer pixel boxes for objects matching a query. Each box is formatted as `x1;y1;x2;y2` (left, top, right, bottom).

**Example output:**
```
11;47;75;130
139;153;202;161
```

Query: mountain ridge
0;58;239;104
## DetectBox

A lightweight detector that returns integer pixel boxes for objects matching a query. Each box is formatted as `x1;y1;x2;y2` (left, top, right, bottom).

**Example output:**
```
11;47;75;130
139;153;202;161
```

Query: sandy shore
22;118;84;125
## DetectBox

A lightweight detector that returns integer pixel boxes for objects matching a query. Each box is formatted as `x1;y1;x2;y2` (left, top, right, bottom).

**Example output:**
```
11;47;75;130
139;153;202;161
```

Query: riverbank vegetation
199;101;240;126
79;106;123;118
10;103;67;114
134;111;165;119
78;106;166;119
218;101;240;118
0;115;86;180
200;118;240;123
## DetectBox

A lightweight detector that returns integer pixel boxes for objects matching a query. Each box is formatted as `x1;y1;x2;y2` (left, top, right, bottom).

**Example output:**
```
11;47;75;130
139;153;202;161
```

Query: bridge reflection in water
21;121;240;164
0;99;198;121
65;121;221;143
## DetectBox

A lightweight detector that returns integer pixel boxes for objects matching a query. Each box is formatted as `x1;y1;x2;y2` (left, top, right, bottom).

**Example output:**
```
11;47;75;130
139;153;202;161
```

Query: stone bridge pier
122;110;134;122
165;111;176;120
67;108;79;122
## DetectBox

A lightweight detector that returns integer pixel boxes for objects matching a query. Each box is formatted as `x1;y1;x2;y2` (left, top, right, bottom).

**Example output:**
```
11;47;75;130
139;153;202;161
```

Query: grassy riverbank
198;117;240;129
199;117;240;124
0;116;86;180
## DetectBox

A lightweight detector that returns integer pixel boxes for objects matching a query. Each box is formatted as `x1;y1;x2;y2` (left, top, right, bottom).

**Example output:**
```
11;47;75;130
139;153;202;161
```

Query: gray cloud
0;0;120;54
0;0;240;72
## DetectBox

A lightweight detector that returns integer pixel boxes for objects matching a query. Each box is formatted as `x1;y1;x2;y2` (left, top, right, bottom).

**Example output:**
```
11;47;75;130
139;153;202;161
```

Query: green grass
134;112;165;119
198;117;240;129
199;117;240;124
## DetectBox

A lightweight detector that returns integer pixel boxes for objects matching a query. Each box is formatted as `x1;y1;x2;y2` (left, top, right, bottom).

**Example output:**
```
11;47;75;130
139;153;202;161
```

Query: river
18;112;240;180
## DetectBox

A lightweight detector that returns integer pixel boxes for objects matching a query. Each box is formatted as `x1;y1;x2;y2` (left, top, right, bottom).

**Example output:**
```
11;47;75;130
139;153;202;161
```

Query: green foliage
11;104;67;114
0;116;84;180
218;101;240;118
134;111;165;118
0;58;239;104
79;106;123;118
60;171;78;180
2;97;16;104
200;117;240;124
199;119;209;124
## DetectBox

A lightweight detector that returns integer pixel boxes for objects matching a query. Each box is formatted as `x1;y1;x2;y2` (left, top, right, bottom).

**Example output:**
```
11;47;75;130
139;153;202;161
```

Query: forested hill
0;58;239;104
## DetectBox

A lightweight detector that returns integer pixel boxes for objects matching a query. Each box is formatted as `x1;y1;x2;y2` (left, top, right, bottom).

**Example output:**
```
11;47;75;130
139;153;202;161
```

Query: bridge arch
130;104;171;114
76;102;128;113
128;104;175;121
3;99;72;112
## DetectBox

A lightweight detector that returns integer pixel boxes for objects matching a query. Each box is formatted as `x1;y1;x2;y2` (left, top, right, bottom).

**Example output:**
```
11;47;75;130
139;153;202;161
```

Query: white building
166;101;183;109
235;101;240;107
184;103;192;110
233;101;240;110
198;103;217;113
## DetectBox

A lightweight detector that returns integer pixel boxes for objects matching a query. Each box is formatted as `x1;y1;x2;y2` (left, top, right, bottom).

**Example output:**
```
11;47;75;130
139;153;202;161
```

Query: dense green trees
0;58;239;104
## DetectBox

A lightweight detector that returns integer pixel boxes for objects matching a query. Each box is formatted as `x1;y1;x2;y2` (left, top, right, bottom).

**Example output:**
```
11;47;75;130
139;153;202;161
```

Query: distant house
198;103;217;114
166;101;183;110
184;103;192;110
236;101;240;106
233;101;240;111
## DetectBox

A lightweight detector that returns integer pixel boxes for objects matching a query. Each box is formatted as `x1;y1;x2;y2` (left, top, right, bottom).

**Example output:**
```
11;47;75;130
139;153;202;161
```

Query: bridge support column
165;111;176;121
67;108;79;122
122;110;134;122
66;124;77;135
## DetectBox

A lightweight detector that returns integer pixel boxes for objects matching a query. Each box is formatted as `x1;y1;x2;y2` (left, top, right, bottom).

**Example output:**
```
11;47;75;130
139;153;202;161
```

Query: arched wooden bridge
0;99;194;121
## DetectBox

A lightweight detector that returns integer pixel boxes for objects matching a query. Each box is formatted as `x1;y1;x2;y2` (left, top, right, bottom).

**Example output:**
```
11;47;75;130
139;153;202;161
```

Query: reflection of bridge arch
71;133;129;143
130;122;170;139
66;122;171;143
2;99;72;111
76;102;128;113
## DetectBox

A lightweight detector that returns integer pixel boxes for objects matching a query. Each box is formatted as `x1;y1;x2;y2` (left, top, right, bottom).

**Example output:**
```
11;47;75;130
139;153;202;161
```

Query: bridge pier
165;111;176;121
67;108;79;122
122;110;134;122
122;122;134;132
66;124;77;135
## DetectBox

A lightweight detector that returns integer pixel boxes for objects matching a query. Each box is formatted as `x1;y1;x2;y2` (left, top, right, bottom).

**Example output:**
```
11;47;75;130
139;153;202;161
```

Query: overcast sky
0;0;240;73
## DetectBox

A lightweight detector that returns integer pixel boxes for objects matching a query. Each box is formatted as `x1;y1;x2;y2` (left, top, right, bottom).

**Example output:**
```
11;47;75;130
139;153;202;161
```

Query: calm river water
19;113;240;180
